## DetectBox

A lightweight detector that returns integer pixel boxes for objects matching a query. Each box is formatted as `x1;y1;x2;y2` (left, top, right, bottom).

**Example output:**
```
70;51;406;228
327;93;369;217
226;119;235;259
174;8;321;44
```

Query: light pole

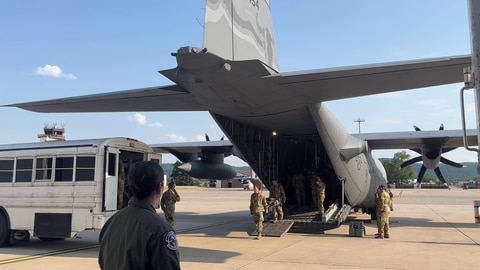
353;118;365;133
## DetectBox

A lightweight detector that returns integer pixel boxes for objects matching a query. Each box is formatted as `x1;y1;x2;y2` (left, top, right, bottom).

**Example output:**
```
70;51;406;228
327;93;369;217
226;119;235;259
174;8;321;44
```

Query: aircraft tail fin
204;0;279;72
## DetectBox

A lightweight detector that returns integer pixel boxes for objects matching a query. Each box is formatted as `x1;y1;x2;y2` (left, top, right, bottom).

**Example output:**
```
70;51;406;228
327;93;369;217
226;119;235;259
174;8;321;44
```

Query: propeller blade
417;165;427;184
205;133;210;141
440;157;463;168
401;156;422;168
433;167;447;184
414;125;421;131
439;124;444;130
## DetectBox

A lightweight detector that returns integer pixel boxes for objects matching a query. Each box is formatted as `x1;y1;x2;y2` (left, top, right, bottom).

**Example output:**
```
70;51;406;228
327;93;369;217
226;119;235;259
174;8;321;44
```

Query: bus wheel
13;230;30;242
0;214;10;247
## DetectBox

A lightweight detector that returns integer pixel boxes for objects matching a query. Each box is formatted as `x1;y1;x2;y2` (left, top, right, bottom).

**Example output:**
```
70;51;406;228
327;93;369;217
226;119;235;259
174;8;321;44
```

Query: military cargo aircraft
6;0;475;224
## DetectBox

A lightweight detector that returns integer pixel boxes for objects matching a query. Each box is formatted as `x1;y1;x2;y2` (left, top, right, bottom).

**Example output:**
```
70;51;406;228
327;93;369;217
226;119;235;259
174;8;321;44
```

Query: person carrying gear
315;175;326;217
268;178;286;223
161;180;181;227
375;185;391;239
249;183;267;240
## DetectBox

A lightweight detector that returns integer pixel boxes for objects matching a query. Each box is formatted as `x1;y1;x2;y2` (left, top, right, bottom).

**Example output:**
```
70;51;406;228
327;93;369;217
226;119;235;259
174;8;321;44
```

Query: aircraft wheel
0;214;10;247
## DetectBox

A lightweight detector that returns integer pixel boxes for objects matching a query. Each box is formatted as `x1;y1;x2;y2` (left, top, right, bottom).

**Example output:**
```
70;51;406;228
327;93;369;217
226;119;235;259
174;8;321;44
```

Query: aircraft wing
5;55;471;114
267;55;471;101
353;129;478;150
150;140;234;162
5;84;205;113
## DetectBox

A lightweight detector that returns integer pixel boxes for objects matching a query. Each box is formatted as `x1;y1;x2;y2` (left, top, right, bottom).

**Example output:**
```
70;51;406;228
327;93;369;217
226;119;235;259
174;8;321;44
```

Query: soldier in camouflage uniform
117;160;126;210
292;172;306;206
308;171;318;206
375;185;391;239
161;181;181;227
374;186;382;234
315;175;326;216
268;179;286;223
250;183;267;239
388;189;394;211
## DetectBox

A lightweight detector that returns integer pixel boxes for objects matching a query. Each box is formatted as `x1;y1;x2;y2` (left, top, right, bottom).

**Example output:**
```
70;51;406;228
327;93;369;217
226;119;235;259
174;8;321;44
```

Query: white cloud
195;135;206;141
166;133;188;142
148;122;163;128
128;113;147;125
126;113;164;127
35;64;77;80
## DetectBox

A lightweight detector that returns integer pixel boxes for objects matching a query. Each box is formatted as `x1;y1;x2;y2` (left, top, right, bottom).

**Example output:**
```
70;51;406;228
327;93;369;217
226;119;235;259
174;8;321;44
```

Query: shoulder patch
165;230;179;251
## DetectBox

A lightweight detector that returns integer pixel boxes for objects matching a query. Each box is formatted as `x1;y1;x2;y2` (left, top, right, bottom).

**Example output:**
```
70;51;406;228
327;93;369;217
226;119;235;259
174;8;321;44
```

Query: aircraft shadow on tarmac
348;215;480;229
0;232;100;259
388;217;480;229
175;210;254;238
178;246;241;264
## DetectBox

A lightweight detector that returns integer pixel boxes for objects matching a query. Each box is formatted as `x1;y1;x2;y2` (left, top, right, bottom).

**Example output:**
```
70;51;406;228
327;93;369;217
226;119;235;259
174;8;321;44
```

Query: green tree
170;161;194;186
381;151;415;185
421;174;436;184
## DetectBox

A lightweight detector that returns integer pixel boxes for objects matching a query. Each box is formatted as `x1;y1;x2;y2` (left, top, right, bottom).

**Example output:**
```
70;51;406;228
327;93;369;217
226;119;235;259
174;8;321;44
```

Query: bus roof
0;137;146;152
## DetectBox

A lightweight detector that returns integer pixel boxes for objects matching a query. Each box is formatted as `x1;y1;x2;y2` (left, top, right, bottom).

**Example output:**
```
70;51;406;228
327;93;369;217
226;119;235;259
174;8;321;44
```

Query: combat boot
256;233;262;240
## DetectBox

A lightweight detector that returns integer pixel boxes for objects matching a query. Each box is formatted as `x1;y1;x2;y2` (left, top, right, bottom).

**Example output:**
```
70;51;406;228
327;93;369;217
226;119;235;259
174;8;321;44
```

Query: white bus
0;137;161;246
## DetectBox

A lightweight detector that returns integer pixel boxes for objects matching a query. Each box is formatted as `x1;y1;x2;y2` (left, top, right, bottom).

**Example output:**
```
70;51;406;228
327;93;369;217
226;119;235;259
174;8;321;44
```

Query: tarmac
0;187;479;269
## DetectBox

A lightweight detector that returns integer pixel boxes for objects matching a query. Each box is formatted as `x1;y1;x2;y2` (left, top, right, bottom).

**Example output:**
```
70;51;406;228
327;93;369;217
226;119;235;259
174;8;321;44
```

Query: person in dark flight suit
98;161;180;270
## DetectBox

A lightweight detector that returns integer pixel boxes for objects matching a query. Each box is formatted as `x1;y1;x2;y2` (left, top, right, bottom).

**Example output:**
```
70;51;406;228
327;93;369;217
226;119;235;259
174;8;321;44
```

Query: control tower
38;124;65;142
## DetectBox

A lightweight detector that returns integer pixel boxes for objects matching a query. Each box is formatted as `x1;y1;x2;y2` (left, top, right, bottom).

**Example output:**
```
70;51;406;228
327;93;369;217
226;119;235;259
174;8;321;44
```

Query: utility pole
353;118;365;133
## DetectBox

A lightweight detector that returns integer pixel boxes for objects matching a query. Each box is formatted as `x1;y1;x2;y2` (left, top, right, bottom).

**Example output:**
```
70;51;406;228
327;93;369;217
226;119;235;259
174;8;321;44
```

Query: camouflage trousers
164;210;175;227
295;187;305;206
311;188;318;206
378;209;390;237
317;194;325;214
376;210;381;231
272;203;283;221
252;212;264;233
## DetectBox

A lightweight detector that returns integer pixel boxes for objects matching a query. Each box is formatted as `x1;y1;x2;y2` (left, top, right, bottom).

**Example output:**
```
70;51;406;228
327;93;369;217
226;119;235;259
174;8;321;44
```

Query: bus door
104;147;120;211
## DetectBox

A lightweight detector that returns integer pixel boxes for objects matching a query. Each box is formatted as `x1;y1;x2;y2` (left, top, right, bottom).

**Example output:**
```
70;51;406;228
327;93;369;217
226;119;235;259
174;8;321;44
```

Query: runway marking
427;205;480;246
0;244;99;265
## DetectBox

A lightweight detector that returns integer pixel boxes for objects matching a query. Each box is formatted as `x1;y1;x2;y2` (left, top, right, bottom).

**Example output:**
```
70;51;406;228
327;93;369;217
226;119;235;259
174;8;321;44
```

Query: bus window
55;157;74;182
0;159;14;183
107;153;116;176
15;159;33;183
76;156;95;181
36;157;53;181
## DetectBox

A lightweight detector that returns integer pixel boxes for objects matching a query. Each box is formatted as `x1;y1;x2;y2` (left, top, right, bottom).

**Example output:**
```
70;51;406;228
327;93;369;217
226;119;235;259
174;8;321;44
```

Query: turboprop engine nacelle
178;160;237;180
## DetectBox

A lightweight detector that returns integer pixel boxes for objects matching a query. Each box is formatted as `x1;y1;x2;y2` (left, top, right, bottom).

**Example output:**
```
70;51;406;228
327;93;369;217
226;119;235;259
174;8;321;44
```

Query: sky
0;1;478;167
